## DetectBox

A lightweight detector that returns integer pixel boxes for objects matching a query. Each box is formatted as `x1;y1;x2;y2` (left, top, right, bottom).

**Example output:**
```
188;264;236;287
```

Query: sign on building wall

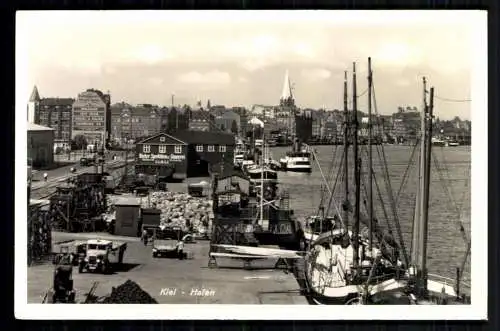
137;153;186;165
72;91;107;143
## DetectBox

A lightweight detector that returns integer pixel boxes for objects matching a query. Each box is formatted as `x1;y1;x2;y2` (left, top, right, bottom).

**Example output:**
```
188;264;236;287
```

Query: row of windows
142;144;227;154
142;145;183;154
197;145;225;152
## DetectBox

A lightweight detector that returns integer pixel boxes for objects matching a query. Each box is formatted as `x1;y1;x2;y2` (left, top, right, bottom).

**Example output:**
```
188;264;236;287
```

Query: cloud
301;68;331;81
130;44;175;64
177;70;231;85
148;77;164;86
238;76;248;83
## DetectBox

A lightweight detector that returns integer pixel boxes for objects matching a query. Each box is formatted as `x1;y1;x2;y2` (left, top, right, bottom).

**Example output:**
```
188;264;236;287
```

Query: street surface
30;156;134;199
27;231;308;304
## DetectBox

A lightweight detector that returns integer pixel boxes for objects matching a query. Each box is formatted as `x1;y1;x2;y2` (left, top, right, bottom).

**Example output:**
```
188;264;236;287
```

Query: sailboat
300;58;471;305
301;60;406;305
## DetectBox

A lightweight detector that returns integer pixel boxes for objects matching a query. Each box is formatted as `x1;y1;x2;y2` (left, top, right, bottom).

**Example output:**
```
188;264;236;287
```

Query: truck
76;239;127;274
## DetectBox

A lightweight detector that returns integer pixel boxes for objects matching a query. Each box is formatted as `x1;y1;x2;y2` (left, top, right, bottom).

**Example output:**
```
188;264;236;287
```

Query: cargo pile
106;191;214;234
101;280;158;304
150;191;214;234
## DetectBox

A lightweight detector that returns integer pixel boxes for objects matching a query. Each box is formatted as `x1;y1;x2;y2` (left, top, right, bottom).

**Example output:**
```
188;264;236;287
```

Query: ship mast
343;71;349;231
418;86;434;296
352;62;361;270
367;57;373;253
412;77;427;266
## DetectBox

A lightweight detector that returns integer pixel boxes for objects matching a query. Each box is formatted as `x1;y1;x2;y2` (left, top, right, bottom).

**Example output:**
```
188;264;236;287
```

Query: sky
17;11;481;120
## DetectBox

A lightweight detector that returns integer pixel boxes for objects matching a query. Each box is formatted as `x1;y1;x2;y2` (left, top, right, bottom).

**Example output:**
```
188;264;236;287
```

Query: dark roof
217;168;249;180
137;133;187;145
29;86;40;102
172;130;235;145
111;102;133;109
39;98;74;106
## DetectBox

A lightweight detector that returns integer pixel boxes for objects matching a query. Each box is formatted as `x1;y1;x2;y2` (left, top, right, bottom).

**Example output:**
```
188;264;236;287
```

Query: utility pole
367;57;373;253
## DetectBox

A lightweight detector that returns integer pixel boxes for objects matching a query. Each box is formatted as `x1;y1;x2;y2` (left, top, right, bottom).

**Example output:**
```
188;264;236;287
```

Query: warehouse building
173;130;235;177
135;133;188;180
28;123;55;168
135;130;235;180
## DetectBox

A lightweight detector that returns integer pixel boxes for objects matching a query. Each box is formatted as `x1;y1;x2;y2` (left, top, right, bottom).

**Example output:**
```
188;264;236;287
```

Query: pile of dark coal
101;280;158;304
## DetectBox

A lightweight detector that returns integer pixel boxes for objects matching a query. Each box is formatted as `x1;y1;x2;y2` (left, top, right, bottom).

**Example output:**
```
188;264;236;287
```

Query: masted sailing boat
301;58;471;305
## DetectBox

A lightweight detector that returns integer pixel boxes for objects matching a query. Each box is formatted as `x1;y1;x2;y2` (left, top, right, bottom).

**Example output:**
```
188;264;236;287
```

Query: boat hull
285;166;312;173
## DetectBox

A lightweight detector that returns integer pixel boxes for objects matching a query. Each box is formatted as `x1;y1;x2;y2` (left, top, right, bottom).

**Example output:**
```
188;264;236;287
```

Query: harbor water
270;144;471;285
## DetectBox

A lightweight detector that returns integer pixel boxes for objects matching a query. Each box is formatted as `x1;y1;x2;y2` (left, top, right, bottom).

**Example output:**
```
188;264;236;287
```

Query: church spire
280;70;294;107
29;85;40;102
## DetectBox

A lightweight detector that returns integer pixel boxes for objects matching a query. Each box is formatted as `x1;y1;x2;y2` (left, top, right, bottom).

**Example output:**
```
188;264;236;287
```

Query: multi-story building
392;108;421;141
28;86;74;149
110;103;163;142
214;110;240;134
295;109;313;143
72;89;111;147
110;102;133;142
159;106;190;134
189;109;215;132
311;110;325;139
323;112;338;140
231;107;248;136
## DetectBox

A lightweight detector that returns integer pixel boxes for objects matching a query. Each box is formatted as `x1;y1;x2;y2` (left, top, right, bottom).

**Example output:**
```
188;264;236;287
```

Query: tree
73;134;87;150
230;120;239;135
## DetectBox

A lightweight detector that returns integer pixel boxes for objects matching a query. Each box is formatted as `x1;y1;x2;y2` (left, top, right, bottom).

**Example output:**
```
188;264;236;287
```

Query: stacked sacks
149;191;214;234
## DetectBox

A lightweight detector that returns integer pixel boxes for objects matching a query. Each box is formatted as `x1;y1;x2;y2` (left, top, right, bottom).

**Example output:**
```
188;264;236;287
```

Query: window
174;145;182;154
143;145;151;153
159;145;166;154
160;136;166;142
219;145;226;153
196;145;203;152
208;145;215;152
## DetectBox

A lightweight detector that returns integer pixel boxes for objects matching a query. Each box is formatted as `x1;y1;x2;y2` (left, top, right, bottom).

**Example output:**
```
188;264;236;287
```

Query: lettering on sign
138;153;186;164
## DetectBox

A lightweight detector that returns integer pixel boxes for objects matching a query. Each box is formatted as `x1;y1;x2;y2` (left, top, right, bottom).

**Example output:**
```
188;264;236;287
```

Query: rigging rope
308;145;346;230
434;95;471;103
372;81;410;267
431;149;470;247
317;145;339;213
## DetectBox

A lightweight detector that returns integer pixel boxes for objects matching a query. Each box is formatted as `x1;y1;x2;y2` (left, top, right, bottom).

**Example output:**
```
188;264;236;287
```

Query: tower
279;70;295;108
27;85;40;123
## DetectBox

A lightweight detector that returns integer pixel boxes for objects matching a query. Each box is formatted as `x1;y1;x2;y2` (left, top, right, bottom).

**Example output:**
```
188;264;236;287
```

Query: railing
427;273;471;290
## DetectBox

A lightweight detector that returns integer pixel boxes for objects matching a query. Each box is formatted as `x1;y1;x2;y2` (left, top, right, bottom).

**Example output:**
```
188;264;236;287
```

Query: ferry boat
279;150;312;173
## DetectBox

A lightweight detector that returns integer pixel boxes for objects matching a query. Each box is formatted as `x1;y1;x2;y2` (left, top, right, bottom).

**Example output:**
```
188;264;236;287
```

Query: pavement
30;157;133;199
28;231;308;304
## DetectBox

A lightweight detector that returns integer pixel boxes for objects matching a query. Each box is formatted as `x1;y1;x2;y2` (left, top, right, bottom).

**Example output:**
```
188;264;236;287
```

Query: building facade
37;98;74;149
214;110;240;134
28;86;74;149
28;123;54;168
135;133;188;179
189;110;215;132
72;89;111;147
160;106;190;134
110;103;162;143
172;130;235;177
